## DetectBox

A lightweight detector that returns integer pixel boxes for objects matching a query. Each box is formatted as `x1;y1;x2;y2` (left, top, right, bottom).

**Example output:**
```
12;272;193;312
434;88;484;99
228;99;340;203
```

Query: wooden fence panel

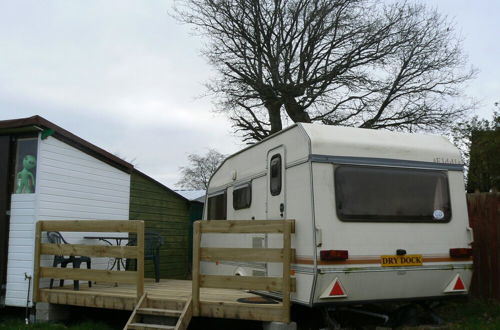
468;193;500;301
192;220;295;323
33;220;145;303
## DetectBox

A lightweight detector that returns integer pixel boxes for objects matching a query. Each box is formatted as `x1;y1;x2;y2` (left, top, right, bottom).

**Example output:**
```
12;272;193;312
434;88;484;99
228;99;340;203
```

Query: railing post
32;221;42;302
192;221;201;316
136;221;145;302
281;220;292;323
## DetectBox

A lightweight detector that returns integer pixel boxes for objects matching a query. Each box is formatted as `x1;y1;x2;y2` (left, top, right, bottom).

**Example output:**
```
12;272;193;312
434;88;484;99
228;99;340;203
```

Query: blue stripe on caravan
309;154;464;171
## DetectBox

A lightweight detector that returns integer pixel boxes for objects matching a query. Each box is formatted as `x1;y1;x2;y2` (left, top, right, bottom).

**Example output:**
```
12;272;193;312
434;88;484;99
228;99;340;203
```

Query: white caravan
202;123;473;308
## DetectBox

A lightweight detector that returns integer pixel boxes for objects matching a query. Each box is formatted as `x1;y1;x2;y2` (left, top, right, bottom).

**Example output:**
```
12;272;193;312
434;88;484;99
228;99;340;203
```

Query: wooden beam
199;220;295;234
41;243;138;259
38;289;136;310
40;220;140;233
281;220;292;323
200;275;296;292
32;221;42;302
39;267;137;284
136;221;145;302
175;297;192;330
192;222;201;317
200;248;285;262
199;301;285;322
124;292;147;329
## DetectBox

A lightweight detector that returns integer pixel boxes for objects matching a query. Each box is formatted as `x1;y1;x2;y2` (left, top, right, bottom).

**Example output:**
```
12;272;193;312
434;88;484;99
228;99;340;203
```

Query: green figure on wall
16;155;36;193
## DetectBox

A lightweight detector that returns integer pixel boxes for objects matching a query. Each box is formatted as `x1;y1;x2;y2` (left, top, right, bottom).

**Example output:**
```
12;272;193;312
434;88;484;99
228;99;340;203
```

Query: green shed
129;170;191;280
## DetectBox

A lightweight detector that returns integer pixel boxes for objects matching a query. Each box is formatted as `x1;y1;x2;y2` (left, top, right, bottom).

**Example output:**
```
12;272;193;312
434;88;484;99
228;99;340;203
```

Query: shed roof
0;115;133;173
0;116;188;201
176;190;205;203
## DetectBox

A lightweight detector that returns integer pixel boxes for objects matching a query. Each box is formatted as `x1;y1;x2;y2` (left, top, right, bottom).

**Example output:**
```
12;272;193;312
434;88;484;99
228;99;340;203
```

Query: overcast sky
1;1;498;188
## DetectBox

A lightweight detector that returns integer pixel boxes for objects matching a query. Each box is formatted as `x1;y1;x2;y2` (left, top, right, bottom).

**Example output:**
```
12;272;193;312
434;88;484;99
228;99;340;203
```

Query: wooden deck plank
200;248;285;262
201;275;296;292
41;243;138;259
200;220;295;234
200;274;282;291
40;267;137;284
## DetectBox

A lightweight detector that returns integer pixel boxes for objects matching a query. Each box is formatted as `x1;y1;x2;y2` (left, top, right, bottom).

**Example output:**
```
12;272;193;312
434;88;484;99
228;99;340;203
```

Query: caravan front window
335;165;451;222
207;191;227;220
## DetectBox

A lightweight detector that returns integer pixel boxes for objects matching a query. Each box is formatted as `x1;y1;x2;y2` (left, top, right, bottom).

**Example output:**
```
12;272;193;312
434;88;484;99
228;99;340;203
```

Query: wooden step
128;323;175;330
137;308;182;317
124;293;192;330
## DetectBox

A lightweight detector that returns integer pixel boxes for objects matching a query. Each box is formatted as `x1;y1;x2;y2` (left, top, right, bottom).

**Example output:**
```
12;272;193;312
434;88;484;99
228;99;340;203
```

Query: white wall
5;194;37;307
5;135;131;307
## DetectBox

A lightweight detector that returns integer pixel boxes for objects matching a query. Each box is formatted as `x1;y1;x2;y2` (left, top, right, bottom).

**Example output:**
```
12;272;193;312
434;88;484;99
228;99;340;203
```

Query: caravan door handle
466;227;474;245
280;203;284;217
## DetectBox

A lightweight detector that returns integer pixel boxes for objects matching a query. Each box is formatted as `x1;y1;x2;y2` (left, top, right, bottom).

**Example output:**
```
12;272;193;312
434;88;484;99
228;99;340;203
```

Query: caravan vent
252;270;266;277
252;237;264;248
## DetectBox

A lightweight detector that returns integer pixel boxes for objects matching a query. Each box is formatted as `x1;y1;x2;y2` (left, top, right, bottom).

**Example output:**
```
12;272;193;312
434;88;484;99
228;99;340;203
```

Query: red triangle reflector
453;277;465;291
444;274;467;293
320;278;347;299
330;281;345;296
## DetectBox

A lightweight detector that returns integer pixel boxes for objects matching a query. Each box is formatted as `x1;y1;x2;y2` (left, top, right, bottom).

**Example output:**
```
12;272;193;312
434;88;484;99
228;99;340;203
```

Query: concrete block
35;302;70;322
263;321;297;330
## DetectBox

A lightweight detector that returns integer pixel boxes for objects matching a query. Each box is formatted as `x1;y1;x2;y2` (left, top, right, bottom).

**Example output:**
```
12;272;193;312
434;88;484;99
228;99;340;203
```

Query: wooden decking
34;219;296;326
38;279;287;322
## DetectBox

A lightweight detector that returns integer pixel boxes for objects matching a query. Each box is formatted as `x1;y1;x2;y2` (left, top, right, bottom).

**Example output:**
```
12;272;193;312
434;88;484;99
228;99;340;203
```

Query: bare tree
175;0;476;142
176;149;225;190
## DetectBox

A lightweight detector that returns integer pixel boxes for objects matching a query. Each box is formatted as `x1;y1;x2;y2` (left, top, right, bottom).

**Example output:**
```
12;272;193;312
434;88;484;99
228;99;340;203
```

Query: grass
0;307;121;330
390;299;500;330
432;299;500;329
0;319;113;330
2;299;500;329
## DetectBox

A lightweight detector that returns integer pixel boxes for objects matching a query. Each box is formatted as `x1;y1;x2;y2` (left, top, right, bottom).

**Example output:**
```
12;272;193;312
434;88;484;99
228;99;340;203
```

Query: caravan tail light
450;248;473;258
320;250;349;261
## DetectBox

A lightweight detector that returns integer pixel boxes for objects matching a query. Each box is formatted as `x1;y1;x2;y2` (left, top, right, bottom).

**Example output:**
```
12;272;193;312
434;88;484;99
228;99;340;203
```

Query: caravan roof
209;124;463;193
301;123;463;165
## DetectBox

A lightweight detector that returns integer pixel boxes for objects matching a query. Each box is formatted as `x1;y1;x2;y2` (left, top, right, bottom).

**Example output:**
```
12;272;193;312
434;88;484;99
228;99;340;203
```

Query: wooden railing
192;220;296;323
33;220;145;303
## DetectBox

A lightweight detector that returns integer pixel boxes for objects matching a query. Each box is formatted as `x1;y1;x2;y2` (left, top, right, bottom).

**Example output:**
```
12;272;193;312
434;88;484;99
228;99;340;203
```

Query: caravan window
335;165;451;222
270;154;282;196
207;191;227;220
233;183;252;210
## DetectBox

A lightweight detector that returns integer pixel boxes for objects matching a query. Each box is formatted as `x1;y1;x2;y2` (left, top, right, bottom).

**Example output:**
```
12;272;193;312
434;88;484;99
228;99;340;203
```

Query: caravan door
265;146;286;280
266;146;286;219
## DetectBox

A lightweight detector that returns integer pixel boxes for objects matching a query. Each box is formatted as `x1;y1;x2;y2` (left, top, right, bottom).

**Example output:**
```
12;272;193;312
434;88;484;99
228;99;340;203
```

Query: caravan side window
335;165;451;222
233;182;252;210
207;191;227;220
270;154;282;196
